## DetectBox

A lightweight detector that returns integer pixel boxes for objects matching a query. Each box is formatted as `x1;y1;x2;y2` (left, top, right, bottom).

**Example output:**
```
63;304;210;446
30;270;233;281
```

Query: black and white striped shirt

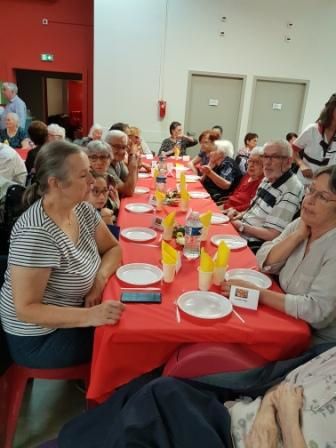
241;170;304;241
0;200;101;336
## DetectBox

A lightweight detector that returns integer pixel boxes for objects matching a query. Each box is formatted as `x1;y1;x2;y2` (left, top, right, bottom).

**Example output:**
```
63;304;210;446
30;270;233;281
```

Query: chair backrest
1;185;26;255
4;184;26;228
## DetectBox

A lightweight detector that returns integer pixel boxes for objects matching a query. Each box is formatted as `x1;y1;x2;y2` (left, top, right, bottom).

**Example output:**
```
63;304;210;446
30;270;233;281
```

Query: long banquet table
87;163;311;403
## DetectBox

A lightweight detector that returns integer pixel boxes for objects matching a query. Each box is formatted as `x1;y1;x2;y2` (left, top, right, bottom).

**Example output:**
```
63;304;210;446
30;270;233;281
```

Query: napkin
161;241;177;265
155;190;165;203
180;189;190;201
199;248;214;272
162;211;176;227
200;211;212;227
214;241;230;268
180;172;186;191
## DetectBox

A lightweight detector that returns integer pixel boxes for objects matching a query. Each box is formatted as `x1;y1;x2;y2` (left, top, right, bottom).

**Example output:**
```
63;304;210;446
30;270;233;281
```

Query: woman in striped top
0;141;124;369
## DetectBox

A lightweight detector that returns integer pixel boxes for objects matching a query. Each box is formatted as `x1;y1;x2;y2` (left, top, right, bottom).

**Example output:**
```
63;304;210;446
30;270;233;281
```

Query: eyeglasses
248;159;262;165
88;155;110;162
305;185;336;204
111;144;127;151
263;155;287;162
91;188;109;196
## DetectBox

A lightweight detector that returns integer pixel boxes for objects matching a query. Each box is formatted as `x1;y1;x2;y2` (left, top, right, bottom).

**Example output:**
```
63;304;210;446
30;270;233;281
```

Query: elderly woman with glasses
222;164;336;346
85;141;120;216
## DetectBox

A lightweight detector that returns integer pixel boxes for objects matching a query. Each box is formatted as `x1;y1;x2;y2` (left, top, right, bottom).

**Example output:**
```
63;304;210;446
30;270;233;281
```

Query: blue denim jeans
5;327;94;369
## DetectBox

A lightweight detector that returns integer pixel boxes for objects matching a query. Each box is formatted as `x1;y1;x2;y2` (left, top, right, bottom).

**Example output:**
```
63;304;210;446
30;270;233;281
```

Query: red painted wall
0;0;93;132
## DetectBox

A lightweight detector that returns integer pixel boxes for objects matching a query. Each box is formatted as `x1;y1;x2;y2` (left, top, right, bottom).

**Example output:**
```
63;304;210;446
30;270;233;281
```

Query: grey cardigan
256;218;336;345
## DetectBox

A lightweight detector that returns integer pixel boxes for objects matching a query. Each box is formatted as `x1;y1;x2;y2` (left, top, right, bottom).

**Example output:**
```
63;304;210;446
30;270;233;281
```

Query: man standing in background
1;82;27;130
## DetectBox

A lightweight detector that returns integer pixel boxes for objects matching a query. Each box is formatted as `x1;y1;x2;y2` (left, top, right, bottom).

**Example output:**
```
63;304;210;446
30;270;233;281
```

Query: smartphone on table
120;290;162;304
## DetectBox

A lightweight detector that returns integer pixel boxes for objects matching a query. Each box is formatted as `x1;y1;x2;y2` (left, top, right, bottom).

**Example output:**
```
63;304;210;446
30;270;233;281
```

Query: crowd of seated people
1;93;336;447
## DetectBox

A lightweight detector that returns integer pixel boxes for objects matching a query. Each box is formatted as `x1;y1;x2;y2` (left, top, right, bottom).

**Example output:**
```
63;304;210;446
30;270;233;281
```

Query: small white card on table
229;286;259;310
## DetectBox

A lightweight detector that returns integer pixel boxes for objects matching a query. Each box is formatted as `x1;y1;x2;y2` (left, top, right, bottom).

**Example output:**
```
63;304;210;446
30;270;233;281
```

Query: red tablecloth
87;168;310;402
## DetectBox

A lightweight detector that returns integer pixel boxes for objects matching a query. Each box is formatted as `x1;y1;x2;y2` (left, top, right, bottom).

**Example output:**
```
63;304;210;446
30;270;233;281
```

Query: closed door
185;74;244;157
249;79;307;145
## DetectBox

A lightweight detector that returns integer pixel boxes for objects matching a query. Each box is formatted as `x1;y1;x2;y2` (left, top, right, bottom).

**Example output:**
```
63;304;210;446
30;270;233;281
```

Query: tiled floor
14;379;85;448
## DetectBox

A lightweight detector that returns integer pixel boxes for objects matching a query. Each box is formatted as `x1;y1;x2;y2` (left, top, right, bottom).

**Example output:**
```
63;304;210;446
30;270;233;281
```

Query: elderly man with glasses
231;140;304;252
105;130;138;197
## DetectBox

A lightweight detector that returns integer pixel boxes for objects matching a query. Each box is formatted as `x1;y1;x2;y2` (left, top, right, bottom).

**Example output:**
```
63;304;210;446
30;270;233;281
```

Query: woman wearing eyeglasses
293;93;336;185
222;165;336;346
85;141;120;219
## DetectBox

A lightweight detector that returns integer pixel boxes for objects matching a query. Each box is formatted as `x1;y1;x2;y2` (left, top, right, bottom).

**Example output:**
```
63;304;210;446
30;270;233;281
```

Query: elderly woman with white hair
200;140;242;203
47;124;66;142
0;112;26;148
81;124;104;147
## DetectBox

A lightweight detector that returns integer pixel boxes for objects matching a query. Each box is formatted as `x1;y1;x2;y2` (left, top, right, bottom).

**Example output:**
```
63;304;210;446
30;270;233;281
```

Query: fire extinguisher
158;100;166;119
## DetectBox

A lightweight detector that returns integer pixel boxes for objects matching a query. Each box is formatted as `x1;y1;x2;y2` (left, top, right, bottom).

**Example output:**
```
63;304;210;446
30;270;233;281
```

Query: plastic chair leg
4;367;29;448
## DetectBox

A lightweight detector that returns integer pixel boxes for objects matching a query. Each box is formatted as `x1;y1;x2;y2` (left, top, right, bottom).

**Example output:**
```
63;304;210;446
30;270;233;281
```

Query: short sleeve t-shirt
293;123;336;185
0;200;102;336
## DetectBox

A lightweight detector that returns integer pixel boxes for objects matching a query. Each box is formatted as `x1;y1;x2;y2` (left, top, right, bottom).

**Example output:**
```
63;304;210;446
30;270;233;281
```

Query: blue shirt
1;95;27;130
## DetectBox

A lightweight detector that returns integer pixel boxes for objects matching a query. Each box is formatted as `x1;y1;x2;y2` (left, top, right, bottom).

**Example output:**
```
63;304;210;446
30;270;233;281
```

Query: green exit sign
41;53;54;62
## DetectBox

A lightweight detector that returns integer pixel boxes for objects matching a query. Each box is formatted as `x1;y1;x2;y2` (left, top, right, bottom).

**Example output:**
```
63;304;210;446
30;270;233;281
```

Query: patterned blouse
0;127;26;148
158;136;197;156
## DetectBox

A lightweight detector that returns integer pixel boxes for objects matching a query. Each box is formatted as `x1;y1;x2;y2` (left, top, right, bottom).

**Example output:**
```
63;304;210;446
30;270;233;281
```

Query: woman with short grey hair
0;112;26;148
200;139;241;203
0;141;124;369
86;140;112;175
223;164;336;346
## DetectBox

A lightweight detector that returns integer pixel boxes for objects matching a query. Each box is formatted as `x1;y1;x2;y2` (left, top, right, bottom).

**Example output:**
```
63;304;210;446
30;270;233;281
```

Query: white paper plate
134;186;150;194
121;227;157;242
226;268;272;289
174;166;189;172
189;191;210;199
177;291;232;319
116;263;163;286
185;175;200;183
125;203;154;213
138;173;151;179
211;213;230;225
211;234;248;250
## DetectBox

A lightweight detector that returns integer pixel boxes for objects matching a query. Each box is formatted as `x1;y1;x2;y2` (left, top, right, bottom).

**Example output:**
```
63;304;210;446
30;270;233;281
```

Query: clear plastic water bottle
183;211;203;260
158;155;167;175
156;172;167;193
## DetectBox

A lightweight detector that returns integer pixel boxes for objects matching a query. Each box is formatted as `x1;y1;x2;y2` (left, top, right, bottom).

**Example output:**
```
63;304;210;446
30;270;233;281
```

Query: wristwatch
239;223;245;233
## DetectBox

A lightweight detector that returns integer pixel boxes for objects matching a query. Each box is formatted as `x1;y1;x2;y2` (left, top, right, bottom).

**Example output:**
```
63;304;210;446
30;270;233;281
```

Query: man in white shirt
0;143;27;185
1;82;27;130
